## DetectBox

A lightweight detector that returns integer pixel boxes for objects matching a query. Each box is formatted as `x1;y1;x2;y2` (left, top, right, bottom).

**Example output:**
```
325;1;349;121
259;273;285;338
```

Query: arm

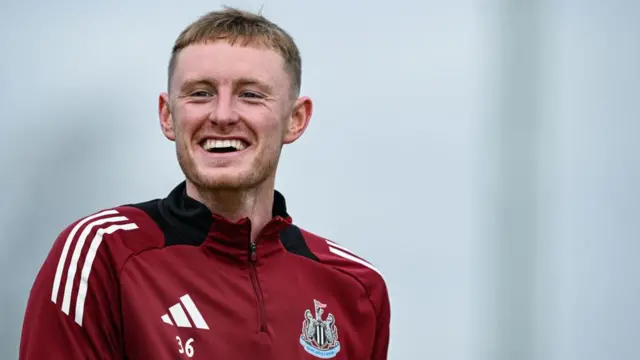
371;280;391;360
20;218;125;359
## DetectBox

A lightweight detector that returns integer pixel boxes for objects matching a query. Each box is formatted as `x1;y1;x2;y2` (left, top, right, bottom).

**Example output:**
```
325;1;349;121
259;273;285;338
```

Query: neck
185;178;276;242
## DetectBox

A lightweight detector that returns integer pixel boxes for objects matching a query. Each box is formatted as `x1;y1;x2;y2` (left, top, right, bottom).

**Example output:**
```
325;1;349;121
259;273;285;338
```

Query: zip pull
249;242;257;262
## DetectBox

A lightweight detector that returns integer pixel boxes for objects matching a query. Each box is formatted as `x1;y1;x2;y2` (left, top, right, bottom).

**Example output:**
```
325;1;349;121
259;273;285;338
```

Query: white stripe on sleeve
60;216;128;315
328;246;383;277
74;223;138;326
51;209;119;303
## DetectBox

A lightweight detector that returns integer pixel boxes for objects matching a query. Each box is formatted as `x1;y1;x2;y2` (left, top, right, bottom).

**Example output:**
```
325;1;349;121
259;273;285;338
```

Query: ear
159;92;176;141
283;96;313;144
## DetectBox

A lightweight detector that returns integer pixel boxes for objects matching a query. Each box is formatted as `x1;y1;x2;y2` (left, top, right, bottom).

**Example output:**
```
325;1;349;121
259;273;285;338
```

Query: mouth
200;138;249;154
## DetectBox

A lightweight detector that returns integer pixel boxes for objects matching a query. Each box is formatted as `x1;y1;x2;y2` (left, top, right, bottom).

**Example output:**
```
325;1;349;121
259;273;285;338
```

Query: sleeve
20;219;125;360
371;279;391;360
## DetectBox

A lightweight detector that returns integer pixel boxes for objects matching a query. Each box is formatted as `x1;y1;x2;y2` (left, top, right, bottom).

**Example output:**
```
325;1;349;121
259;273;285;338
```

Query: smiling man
20;7;390;360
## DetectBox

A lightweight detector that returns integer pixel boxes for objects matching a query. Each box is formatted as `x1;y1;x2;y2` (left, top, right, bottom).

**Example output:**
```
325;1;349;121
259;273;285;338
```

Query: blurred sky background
1;0;638;359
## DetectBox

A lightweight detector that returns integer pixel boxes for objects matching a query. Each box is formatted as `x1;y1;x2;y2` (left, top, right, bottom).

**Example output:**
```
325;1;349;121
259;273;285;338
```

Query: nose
208;92;239;127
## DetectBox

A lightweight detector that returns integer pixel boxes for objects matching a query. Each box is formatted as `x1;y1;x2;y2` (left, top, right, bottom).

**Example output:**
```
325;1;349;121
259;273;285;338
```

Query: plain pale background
1;0;638;359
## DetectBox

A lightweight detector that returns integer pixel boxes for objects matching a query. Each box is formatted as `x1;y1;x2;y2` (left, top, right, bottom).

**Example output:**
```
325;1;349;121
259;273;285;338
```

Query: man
20;7;390;360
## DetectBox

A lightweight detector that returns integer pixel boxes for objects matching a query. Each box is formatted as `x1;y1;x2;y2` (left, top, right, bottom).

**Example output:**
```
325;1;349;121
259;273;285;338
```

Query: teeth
202;139;247;151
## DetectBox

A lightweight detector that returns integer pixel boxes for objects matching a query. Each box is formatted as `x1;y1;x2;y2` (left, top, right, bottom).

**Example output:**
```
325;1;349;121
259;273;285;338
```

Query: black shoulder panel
127;197;209;247
279;225;319;262
128;198;166;231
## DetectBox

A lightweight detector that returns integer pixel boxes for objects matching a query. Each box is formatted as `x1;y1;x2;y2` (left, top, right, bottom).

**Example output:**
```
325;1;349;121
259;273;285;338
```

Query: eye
240;91;263;99
191;90;213;97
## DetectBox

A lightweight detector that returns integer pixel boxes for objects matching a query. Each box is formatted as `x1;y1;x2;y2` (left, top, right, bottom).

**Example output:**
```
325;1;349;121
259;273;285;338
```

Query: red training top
20;182;390;360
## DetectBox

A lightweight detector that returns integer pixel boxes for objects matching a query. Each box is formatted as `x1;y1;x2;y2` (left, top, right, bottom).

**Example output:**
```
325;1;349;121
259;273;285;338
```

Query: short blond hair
168;7;302;96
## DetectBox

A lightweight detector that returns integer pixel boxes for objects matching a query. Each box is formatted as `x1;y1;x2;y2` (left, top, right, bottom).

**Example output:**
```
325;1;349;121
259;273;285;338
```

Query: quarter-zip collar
158;181;292;263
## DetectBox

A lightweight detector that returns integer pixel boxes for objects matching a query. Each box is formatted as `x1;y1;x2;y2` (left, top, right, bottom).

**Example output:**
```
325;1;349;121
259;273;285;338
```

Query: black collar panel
156;181;291;248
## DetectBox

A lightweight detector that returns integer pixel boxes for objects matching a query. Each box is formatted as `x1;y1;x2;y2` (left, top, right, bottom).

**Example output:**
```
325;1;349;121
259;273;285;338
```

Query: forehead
173;41;288;91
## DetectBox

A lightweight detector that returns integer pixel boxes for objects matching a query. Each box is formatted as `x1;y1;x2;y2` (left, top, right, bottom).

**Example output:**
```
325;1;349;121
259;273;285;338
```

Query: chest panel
118;247;376;360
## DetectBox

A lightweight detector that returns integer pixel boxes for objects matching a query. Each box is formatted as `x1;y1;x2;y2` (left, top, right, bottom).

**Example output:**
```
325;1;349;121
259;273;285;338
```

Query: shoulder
29;202;165;329
53;201;165;269
291;226;389;310
300;227;385;279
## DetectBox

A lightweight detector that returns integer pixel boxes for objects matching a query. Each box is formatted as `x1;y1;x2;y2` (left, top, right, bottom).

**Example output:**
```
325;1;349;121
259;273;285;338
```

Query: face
159;41;312;191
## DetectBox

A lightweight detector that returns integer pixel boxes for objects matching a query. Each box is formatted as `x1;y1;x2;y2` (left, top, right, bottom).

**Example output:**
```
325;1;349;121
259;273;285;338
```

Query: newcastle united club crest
300;299;341;358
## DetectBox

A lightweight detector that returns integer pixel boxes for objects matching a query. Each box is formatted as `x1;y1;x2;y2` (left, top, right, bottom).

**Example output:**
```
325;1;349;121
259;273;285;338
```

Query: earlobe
159;92;176;141
283;97;313;144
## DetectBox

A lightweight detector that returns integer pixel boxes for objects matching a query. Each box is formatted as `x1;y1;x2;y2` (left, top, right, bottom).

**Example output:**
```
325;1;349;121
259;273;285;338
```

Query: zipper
249;240;268;332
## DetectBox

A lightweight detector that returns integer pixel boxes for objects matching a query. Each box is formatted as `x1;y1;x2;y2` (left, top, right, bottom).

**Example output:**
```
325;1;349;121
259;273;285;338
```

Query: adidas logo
161;294;210;330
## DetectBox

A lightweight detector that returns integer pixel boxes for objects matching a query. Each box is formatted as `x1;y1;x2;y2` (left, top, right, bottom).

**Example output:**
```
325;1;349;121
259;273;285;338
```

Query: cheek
257;123;286;149
257;112;287;137
174;107;206;138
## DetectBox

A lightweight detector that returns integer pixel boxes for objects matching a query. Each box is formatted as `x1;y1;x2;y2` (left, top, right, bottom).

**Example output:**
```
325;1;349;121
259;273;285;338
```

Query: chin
177;150;279;191
192;167;261;190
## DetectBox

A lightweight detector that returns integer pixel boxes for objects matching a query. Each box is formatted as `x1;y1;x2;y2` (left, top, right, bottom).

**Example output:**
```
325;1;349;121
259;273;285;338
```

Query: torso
118;243;376;360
